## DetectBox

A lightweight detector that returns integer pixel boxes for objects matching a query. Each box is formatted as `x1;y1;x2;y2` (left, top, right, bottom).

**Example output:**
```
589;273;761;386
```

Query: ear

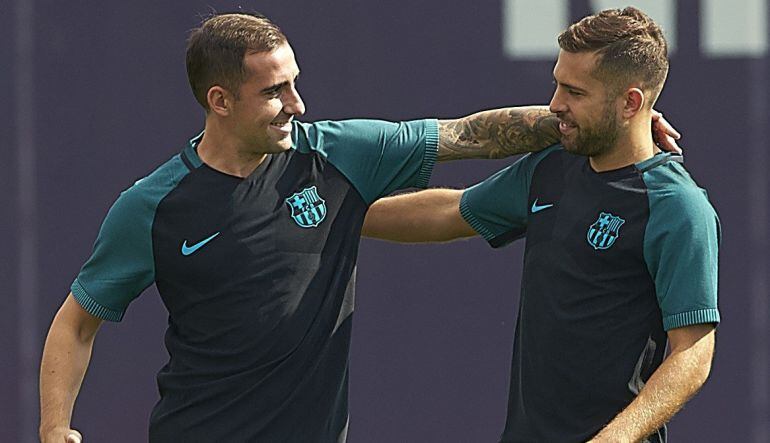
621;87;645;119
206;86;233;117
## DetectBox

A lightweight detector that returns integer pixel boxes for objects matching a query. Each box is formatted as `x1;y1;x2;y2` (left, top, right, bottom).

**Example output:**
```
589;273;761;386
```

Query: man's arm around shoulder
437;106;560;161
435;106;682;161
40;293;103;443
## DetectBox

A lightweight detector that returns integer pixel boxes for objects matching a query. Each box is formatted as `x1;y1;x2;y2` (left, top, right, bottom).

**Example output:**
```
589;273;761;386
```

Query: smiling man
364;7;719;443
38;10;683;443
36;12;593;443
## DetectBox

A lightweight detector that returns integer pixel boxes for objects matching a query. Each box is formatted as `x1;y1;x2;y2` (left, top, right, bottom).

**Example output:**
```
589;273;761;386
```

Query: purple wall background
5;1;769;441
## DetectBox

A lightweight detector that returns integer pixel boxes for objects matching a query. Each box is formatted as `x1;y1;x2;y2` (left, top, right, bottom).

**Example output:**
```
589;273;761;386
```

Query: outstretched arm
40;293;103;443
437;106;560;161
362;189;476;243
588;324;715;443
436;106;681;161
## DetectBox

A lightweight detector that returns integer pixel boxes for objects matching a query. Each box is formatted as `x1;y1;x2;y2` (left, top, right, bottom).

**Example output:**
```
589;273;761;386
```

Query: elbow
696;354;713;388
686;348;714;395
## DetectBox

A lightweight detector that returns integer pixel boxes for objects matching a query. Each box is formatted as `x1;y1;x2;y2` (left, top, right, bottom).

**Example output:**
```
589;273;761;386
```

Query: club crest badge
285;186;327;228
587;212;625;250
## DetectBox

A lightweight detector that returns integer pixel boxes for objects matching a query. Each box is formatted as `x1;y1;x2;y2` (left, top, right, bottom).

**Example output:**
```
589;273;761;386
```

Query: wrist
40;424;69;438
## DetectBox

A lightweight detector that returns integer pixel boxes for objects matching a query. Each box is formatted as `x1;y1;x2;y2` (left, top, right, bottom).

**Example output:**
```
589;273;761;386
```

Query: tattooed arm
361;107;558;242
437;106;561;161
436;106;682;161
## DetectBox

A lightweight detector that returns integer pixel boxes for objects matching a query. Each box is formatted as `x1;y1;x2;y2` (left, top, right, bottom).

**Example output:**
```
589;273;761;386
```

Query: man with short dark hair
364;7;718;442
40;11;666;443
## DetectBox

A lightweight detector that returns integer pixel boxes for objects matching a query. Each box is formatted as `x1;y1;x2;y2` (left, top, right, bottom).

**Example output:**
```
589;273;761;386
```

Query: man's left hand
652;109;682;154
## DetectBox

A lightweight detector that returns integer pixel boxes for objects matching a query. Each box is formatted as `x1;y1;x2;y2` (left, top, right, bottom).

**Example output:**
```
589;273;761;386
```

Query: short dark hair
186;12;287;110
558;7;669;106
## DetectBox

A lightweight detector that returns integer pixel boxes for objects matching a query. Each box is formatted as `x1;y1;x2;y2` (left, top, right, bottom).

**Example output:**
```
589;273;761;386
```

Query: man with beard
36;10;683;443
363;7;719;443
35;13;560;443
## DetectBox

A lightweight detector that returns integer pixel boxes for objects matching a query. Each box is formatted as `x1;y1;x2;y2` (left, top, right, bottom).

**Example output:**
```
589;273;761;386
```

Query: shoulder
515;143;567;176
644;160;714;209
108;154;189;221
508;143;565;168
642;158;718;230
533;143;565;161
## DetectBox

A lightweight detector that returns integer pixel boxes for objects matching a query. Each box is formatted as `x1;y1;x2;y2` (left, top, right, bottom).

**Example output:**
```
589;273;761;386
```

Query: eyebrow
260;73;300;94
553;77;588;94
260;81;288;93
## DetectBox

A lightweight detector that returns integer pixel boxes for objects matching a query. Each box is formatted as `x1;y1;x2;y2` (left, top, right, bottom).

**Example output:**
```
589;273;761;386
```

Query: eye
266;86;282;97
568;89;582;96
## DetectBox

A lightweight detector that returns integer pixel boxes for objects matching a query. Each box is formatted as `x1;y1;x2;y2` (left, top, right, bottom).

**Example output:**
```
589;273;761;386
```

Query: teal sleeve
291;119;438;204
644;183;721;331
71;188;156;321
71;155;187;321
459;146;559;248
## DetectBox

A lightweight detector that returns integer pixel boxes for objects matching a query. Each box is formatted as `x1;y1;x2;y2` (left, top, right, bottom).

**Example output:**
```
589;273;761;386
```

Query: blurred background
3;0;768;441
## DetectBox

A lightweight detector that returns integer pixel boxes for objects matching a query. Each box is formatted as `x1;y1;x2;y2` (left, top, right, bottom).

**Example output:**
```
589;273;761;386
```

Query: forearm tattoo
437;107;561;161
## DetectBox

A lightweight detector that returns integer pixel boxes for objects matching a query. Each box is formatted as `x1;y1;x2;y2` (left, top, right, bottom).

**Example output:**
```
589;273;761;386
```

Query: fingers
66;429;82;443
654;122;682;153
656;135;682;154
650;110;683;154
651;110;681;139
656;115;681;140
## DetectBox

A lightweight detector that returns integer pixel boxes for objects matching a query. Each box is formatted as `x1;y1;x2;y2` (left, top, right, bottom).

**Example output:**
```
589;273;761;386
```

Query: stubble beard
562;107;619;158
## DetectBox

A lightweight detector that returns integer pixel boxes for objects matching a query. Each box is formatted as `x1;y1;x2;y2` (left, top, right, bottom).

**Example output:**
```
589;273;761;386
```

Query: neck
589;117;659;172
196;118;266;178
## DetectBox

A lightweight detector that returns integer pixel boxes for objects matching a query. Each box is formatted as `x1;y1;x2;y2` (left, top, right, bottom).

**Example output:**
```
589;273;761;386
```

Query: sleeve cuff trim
415;119;439;188
71;279;125;322
459;193;497;242
663;308;720;331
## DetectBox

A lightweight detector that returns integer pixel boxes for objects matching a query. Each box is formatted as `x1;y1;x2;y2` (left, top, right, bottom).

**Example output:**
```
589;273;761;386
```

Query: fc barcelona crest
587;212;625;250
285;186;327;228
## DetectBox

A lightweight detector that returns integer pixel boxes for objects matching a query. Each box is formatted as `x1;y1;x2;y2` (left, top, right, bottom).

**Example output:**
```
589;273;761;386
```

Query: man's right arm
436;106;682;161
40;293;103;443
362;188;476;243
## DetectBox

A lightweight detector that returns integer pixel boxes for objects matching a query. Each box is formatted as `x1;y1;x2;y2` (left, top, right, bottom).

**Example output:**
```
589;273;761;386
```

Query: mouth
269;118;293;135
558;118;577;135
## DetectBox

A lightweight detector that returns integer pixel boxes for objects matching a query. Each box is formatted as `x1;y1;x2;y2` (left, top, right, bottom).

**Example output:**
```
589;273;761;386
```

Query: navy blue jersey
461;147;720;443
72;119;438;442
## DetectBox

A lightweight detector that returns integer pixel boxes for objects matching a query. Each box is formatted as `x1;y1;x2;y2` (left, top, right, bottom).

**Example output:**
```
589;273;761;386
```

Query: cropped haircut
558;7;669;107
186;12;287;110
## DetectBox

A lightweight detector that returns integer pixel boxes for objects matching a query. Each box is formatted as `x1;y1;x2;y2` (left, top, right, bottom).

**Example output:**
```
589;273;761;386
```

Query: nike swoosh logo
531;199;554;213
181;232;221;256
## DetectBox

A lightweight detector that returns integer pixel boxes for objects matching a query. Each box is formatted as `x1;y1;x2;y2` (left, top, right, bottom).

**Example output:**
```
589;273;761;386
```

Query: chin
277;138;294;151
560;136;577;151
265;138;293;153
561;140;592;157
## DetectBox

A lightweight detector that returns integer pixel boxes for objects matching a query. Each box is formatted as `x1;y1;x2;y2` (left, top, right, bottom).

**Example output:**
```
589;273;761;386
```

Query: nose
549;88;566;114
283;84;306;117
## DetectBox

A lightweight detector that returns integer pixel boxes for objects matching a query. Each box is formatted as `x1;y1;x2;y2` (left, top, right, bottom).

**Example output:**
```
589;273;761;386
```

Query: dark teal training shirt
461;146;720;443
72;119;438;442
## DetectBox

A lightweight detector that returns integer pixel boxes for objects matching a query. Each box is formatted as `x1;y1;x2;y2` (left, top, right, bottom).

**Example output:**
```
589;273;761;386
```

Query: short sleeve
460;146;559;248
644;185;721;331
291;119;438;204
71;187;158;322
